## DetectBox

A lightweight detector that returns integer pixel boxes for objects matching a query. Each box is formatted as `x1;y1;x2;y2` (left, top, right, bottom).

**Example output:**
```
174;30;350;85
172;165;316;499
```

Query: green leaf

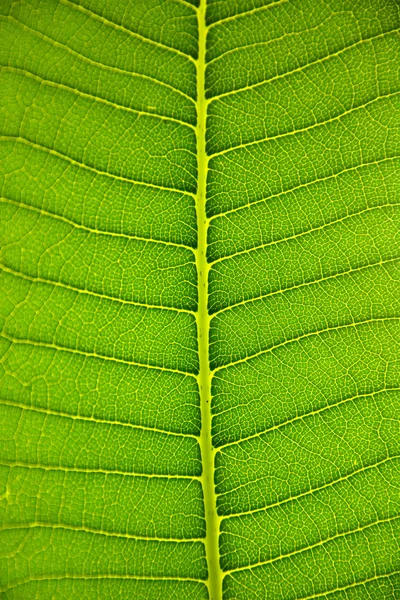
0;0;399;598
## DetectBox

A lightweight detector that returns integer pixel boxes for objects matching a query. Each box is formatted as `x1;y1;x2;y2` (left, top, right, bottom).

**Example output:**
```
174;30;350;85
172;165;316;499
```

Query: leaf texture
0;0;399;598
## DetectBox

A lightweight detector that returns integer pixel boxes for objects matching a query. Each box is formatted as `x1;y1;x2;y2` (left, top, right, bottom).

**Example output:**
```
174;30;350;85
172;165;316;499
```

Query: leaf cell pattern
0;0;399;599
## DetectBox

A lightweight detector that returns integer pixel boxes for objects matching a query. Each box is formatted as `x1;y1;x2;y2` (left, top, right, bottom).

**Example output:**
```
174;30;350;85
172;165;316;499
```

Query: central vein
196;1;223;598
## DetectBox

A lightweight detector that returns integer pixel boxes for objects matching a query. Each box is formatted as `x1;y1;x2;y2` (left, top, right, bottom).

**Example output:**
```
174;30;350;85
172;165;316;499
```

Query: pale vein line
209;203;399;266
207;0;287;30
0;196;195;252
213;317;400;373
215;387;399;450
208;156;400;221
224;514;400;574
0;333;197;378
2;573;207;592
62;0;197;63
294;570;400;600
0;522;204;543
1;264;196;316
207;28;400;102
220;455;399;518
0;66;195;130
209;92;400;158
175;0;197;11
207;11;332;67
0;135;196;198
0;460;201;481
211;257;399;316
2;15;196;104
0;398;199;440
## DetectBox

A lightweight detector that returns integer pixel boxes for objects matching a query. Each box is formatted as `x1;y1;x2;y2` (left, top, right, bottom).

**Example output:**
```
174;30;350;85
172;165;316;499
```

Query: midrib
196;1;223;598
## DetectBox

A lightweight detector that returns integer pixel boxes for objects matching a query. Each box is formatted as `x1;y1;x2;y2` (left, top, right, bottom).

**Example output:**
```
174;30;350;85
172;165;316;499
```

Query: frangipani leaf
0;0;399;598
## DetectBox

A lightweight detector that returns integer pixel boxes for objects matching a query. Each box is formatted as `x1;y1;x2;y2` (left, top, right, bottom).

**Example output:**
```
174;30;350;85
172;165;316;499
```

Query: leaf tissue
0;0;399;598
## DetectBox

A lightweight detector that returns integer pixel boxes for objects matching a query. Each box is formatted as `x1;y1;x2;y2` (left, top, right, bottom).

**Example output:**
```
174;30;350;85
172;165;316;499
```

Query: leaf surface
0;0;400;598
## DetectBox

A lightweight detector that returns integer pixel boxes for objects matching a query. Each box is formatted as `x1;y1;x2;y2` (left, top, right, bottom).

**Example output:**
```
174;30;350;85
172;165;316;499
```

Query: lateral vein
2;16;196;103
209;202;400;265
215;387;400;450
0;332;197;378
0;460;201;481
0;65;195;129
1;263;196;315
0;135;196;197
209;92;400;158
0;398;199;440
220;455;399;518
208;155;400;221
61;0;197;63
211;257;400;316
207;29;400;102
207;0;287;30
0;196;195;250
0;522;204;543
213;317;400;372
294;570;400;600
224;515;400;574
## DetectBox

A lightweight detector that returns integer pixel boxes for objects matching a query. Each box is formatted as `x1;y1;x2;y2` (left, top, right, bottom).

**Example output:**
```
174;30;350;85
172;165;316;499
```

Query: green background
0;0;399;598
